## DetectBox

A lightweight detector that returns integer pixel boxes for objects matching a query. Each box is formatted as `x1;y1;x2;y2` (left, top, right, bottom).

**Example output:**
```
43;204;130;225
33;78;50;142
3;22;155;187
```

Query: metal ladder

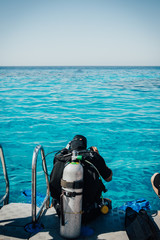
32;145;50;224
0;145;9;206
0;144;50;225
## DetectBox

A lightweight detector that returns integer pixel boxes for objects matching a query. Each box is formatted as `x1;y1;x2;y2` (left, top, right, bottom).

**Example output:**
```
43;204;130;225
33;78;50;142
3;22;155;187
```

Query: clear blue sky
0;0;160;66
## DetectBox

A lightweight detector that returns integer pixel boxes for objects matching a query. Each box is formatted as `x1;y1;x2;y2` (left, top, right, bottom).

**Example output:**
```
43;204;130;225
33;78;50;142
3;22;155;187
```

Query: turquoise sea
0;66;160;209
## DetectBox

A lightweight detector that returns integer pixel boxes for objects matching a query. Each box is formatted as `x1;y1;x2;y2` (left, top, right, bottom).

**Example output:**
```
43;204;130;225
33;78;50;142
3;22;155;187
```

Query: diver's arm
105;170;113;182
91;147;113;182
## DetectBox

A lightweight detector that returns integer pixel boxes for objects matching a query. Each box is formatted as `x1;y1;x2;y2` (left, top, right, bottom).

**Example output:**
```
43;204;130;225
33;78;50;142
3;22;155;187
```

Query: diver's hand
105;171;113;182
91;146;99;154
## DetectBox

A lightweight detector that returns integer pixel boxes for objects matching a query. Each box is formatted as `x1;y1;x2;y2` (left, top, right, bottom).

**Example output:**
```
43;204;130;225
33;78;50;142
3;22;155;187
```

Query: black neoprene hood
70;135;87;150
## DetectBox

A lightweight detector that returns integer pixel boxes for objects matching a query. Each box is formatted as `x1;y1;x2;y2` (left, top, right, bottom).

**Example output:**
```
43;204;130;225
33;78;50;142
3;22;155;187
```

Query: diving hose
84;159;109;214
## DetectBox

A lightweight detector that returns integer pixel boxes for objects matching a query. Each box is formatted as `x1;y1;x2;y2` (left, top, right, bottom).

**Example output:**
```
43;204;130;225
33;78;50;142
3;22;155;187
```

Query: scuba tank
60;150;83;239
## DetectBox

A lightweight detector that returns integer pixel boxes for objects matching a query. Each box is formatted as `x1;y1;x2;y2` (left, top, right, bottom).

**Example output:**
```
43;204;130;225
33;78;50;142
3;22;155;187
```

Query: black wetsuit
50;149;112;208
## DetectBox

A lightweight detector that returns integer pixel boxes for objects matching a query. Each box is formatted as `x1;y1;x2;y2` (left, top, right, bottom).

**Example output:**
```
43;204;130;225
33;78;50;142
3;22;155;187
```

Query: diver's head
70;135;87;150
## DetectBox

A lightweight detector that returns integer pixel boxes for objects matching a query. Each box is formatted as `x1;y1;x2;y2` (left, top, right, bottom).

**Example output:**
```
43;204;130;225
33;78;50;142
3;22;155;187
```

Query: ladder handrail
0;145;9;205
32;145;50;223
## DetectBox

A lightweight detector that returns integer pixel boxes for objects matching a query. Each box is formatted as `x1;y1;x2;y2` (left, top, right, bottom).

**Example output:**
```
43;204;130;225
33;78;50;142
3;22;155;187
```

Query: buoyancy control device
60;150;83;239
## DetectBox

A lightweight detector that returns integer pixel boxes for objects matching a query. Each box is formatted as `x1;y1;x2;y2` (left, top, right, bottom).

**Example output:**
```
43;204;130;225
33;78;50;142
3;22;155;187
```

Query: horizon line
0;65;160;68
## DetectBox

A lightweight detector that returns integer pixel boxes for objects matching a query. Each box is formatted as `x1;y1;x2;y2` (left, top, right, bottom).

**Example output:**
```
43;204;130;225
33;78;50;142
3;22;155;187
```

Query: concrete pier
0;203;160;240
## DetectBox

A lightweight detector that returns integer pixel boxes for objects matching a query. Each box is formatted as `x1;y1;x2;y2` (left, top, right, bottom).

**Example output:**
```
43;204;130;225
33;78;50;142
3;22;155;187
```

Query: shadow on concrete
1;208;159;240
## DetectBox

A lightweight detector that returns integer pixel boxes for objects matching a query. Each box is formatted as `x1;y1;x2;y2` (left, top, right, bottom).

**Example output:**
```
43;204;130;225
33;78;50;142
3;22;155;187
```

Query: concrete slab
0;203;39;240
32;207;160;240
30;207;61;240
0;203;160;240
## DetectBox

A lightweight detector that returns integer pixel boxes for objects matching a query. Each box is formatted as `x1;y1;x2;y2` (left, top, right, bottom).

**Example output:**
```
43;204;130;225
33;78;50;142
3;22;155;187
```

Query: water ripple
0;66;160;209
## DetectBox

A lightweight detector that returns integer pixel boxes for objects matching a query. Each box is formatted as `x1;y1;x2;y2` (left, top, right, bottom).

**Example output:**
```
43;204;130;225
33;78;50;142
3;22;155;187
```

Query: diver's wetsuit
50;135;112;222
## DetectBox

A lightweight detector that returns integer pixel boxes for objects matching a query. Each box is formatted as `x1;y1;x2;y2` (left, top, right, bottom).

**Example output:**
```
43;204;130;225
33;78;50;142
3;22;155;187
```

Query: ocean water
0;66;160;209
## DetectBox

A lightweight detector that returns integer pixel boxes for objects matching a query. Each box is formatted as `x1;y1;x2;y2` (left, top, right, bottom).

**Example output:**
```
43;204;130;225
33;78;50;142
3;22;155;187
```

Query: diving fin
125;207;158;240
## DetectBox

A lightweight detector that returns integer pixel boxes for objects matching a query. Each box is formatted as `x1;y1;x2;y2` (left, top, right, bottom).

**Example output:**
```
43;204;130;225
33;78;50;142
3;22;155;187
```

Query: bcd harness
60;150;107;199
49;149;107;203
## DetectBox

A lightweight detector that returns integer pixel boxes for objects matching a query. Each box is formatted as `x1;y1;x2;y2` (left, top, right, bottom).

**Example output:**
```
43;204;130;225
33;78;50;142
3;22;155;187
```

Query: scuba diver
49;135;113;223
